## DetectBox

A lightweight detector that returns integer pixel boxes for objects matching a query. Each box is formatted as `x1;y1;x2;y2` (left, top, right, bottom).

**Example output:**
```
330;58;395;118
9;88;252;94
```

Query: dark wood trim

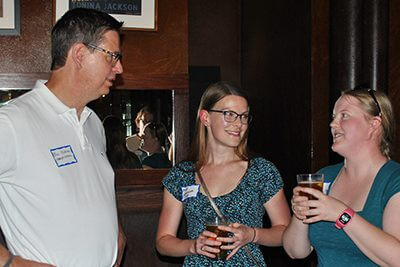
117;185;163;212
114;73;189;91
115;169;167;212
388;0;400;160
115;169;168;186
0;73;50;89
311;0;330;171
173;90;190;163
0;72;189;92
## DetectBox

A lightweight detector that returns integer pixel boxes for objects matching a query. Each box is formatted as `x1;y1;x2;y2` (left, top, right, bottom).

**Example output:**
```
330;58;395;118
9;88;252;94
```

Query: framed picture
53;0;158;31
0;0;20;36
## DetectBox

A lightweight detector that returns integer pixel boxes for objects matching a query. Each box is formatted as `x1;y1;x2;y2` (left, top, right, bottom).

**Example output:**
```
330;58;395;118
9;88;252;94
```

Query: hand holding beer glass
296;173;324;218
204;216;230;260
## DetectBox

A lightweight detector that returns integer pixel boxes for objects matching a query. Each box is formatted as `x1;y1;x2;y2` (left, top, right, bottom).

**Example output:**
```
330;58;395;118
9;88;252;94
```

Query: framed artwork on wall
0;0;20;36
53;0;158;31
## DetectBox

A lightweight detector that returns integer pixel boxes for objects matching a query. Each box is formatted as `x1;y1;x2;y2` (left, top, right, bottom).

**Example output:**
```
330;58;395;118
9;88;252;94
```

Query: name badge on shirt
181;185;200;201
50;145;78;167
323;182;331;194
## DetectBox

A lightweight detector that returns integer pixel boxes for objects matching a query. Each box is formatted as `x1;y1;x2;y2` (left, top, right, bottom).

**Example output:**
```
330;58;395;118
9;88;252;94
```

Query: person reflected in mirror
135;105;155;135
156;81;290;266
140;122;172;169
103;115;142;169
167;132;174;162
126;105;155;162
282;87;400;266
0;8;126;266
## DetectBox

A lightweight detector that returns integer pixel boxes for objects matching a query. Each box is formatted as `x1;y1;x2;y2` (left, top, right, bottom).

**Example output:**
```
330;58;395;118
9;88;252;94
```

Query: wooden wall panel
241;0;313;265
242;0;312;193
0;0;52;73
116;0;188;90
311;0;330;171
0;0;188;91
188;0;241;85
388;1;400;161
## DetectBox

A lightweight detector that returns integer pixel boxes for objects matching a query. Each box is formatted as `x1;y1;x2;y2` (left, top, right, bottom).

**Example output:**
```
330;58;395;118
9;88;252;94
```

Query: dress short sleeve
251;158;284;204
162;161;195;201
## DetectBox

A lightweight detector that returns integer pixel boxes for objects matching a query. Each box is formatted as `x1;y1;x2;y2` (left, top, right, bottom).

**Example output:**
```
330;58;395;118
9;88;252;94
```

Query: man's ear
199;109;209;127
70;43;87;69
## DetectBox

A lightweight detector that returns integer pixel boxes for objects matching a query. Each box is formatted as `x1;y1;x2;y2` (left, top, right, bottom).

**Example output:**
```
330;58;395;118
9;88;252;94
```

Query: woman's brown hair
190;81;251;169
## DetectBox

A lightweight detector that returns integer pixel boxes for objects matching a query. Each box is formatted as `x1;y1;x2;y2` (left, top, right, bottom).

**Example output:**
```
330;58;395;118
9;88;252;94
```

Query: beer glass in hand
296;173;324;200
204;216;230;260
296;174;324;218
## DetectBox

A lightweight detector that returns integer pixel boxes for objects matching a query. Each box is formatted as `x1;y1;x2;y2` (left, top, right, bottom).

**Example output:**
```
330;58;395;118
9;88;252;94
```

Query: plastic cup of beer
204;216;229;260
296;173;324;200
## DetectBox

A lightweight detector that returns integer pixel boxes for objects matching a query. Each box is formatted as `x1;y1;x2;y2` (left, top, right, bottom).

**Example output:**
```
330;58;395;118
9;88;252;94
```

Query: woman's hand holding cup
194;227;221;258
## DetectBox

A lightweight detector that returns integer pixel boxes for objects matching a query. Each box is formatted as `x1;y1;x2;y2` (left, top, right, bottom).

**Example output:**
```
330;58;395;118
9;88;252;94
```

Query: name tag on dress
181;185;200;201
50;145;78;167
323;182;331;194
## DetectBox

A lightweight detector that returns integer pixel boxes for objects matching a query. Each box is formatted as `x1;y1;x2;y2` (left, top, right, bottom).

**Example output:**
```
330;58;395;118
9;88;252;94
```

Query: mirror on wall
88;89;173;170
0;88;174;170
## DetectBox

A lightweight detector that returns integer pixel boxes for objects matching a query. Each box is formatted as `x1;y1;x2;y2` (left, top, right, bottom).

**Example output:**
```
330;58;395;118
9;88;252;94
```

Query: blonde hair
342;89;396;157
134;106;154;130
190;82;250;169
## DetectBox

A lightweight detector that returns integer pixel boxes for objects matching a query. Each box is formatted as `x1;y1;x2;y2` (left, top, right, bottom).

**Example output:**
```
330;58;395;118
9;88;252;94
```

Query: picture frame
53;0;158;31
0;0;20;36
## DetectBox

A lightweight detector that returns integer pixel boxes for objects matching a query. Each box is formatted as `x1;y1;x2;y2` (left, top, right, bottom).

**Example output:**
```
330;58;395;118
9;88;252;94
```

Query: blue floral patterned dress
162;157;284;266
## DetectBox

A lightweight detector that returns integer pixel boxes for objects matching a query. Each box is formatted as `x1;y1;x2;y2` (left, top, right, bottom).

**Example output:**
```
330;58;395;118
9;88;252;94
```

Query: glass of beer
296;173;324;200
204;216;230;260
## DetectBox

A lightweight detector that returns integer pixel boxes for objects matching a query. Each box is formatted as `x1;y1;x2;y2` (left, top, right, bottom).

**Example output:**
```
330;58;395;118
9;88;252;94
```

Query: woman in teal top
156;82;290;266
282;87;400;266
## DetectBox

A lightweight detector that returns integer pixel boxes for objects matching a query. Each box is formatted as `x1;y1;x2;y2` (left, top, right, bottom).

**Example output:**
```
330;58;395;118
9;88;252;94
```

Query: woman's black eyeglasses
208;109;252;124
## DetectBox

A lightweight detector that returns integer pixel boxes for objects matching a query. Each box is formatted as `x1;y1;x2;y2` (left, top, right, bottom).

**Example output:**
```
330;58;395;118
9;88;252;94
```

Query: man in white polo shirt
0;8;125;266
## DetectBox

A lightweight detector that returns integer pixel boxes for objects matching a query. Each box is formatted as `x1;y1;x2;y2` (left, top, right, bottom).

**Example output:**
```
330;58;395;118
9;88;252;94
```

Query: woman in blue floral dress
156;82;290;266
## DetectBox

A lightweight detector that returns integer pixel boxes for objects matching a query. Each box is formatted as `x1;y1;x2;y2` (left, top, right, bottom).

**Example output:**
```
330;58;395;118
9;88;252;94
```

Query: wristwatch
335;208;355;229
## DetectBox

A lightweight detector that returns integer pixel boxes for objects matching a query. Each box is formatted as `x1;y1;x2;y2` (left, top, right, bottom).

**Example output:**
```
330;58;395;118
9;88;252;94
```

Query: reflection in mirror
88;89;173;170
0;89;30;107
0;89;173;170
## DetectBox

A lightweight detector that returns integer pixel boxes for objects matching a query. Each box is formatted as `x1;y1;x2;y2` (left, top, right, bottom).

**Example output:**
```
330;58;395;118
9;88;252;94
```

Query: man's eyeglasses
83;43;122;66
208;109;252;124
367;89;382;116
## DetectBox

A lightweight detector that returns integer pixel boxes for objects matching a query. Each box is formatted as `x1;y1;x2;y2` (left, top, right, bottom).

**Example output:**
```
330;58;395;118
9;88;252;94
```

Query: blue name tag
50;145;78;167
181;185;200;201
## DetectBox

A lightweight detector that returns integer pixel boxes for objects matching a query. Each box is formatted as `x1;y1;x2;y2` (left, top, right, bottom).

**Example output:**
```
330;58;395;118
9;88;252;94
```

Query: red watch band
335;208;355;229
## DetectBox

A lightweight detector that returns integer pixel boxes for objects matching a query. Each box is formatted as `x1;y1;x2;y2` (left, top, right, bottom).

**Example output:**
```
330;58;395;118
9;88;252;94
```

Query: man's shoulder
0;90;39;120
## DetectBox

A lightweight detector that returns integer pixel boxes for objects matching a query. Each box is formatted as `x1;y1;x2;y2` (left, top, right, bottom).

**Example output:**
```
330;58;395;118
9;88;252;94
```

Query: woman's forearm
343;214;400;266
156;235;195;257
282;216;313;259
253;224;286;247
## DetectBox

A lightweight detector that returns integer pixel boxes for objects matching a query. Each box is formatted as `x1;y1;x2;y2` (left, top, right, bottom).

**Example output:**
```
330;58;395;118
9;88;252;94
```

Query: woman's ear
199;109;209;127
369;115;383;138
370;116;382;130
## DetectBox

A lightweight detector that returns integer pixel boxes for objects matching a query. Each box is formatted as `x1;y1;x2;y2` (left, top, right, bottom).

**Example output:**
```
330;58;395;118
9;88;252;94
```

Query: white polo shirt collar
33;80;93;149
33;80;92;124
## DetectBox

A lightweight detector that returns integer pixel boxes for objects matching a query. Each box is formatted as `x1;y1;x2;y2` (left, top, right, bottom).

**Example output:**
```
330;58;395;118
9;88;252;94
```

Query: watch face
339;213;351;224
